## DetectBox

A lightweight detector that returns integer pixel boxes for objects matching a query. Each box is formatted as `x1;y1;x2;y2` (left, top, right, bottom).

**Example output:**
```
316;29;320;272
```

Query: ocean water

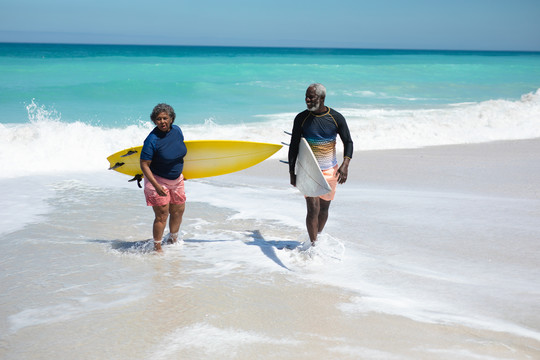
1;43;540;178
1;43;540;359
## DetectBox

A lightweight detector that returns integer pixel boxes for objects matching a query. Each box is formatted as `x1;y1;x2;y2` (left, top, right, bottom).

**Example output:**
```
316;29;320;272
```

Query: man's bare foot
154;242;163;253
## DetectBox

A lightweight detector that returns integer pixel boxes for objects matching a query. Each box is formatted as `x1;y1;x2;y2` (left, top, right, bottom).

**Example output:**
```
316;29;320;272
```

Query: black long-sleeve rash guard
288;107;353;174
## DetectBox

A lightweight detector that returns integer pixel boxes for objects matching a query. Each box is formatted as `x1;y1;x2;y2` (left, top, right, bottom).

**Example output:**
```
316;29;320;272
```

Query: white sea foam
8;284;145;333
0;177;52;236
1;90;539;179
342;89;540;150
149;322;299;360
330;345;404;360
187;180;302;227
278;233;346;268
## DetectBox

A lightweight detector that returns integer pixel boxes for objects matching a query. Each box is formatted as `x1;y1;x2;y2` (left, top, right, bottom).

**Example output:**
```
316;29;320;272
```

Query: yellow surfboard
107;140;282;181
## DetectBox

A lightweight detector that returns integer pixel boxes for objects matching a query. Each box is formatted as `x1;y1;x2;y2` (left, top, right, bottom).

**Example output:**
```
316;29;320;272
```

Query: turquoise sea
1;43;540;359
1;43;540;177
2;43;540;126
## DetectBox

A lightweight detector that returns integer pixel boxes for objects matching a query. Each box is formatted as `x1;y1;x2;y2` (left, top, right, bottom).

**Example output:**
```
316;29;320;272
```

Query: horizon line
2;40;540;54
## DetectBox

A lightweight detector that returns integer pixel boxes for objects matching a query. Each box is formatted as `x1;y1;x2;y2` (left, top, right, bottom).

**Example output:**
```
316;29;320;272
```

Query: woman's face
154;112;173;132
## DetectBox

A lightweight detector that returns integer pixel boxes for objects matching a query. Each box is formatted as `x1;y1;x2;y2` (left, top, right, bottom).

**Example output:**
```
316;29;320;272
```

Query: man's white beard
307;100;320;112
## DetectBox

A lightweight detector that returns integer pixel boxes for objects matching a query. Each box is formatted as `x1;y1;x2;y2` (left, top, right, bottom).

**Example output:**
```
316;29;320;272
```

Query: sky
1;0;539;51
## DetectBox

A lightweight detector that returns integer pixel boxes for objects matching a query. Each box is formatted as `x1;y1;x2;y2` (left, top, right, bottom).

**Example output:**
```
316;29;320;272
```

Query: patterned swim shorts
144;174;186;207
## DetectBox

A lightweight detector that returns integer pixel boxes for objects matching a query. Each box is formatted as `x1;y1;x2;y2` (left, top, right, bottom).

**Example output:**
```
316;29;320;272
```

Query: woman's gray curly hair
150;103;176;123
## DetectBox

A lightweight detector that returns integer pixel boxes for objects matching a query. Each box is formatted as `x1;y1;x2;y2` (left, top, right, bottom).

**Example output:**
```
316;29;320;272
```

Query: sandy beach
353;138;540;199
1;138;539;359
240;137;540;198
193;137;540;358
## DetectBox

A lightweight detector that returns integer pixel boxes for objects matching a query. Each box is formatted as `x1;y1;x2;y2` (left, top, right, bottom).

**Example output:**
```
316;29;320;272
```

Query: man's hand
337;158;351;184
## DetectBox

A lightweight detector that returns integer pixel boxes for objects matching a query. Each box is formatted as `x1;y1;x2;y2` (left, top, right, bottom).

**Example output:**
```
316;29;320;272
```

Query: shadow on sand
244;230;300;271
89;239;156;253
91;233;301;268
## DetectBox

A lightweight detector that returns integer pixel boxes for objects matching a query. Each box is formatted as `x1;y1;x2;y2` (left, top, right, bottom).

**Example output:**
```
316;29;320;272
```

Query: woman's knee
169;203;185;217
153;205;169;223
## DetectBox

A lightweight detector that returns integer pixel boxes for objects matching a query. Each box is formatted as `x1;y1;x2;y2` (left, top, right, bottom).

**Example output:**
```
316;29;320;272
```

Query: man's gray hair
309;83;326;97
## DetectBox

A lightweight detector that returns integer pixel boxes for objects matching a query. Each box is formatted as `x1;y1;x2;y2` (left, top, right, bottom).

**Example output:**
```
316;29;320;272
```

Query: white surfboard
295;138;331;197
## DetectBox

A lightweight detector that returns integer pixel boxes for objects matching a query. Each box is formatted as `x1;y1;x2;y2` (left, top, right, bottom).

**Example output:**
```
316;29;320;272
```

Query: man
288;83;353;246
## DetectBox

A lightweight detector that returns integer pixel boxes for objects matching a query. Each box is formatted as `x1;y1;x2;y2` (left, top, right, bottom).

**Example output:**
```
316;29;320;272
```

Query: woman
140;103;187;252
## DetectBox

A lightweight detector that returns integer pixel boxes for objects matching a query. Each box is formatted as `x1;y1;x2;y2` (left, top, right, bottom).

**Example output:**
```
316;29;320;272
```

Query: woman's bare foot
167;232;179;244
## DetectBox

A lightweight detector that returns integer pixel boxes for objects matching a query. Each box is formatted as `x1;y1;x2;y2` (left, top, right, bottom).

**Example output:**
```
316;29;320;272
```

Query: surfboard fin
128;174;144;188
109;162;125;170
283;130;292;136
281;142;290;146
279;160;289;164
121;150;138;157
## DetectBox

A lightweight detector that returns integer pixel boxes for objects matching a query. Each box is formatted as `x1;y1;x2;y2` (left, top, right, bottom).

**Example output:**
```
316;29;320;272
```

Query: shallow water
1;166;539;359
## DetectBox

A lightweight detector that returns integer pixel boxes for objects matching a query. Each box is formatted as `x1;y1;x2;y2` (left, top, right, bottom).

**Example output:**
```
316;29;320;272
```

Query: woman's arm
140;159;167;196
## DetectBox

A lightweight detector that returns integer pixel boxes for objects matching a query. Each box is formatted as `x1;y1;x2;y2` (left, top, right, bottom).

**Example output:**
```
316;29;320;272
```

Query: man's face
305;87;320;111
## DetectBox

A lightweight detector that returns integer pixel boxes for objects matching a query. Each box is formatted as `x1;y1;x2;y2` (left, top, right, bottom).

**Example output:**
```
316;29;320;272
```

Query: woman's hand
140;159;168;196
155;184;167;197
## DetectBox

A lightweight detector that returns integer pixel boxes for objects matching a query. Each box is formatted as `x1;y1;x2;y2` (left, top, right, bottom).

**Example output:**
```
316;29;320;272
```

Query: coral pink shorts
319;165;339;201
144;174;186;207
